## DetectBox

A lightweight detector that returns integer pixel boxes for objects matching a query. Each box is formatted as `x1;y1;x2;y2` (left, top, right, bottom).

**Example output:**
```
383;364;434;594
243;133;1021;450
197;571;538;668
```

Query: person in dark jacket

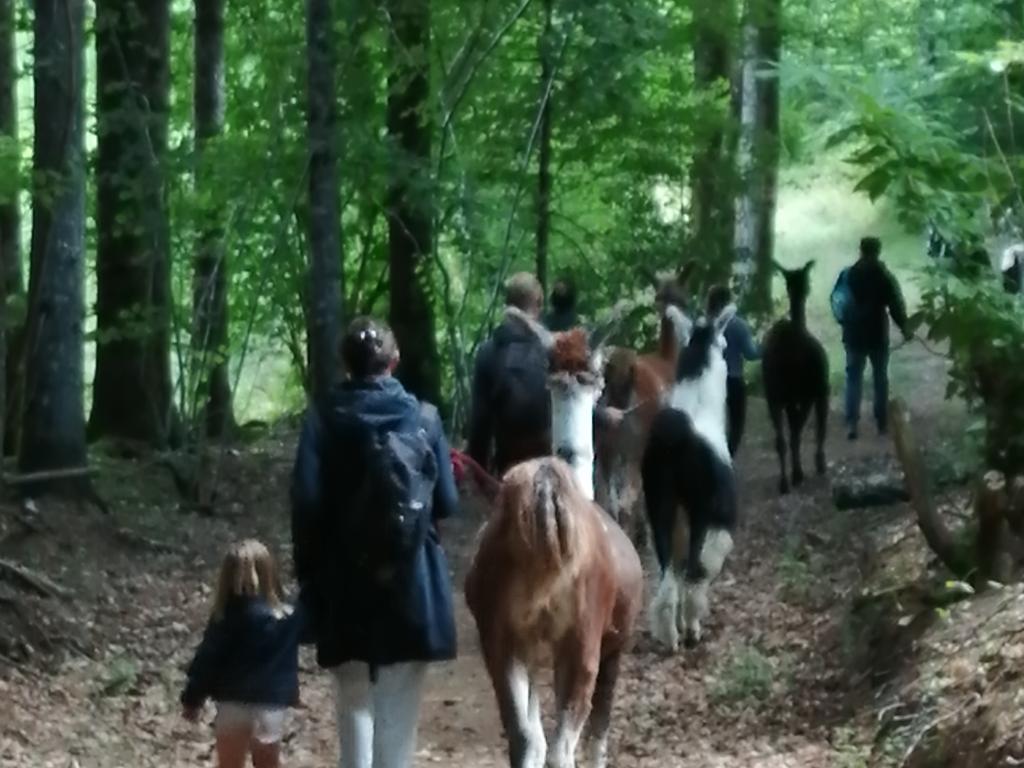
182;539;304;768
468;272;627;476
543;273;579;332
467;272;552;475
290;316;458;768
843;236;911;439
707;285;760;456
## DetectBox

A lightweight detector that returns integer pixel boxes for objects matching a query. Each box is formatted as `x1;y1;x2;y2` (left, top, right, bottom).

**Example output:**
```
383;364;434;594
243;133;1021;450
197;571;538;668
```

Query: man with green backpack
831;237;912;440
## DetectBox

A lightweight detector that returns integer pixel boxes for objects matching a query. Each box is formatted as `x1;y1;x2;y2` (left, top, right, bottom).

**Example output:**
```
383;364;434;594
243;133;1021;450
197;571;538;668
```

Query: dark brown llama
761;261;830;494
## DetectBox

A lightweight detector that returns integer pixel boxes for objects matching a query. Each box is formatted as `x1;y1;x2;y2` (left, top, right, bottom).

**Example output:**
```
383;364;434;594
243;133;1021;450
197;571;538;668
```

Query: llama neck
668;358;731;466
550;386;598;501
789;296;807;328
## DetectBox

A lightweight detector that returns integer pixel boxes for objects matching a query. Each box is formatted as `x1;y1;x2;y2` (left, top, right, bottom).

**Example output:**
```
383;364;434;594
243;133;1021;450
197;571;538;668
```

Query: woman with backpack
290;316;459;768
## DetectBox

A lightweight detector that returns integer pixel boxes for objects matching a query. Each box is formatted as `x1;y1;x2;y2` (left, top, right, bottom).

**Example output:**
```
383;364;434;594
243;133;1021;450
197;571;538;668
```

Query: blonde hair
210;539;285;621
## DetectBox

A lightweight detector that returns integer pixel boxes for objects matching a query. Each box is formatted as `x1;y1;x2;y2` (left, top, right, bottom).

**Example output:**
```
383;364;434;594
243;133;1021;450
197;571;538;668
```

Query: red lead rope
449;449;501;502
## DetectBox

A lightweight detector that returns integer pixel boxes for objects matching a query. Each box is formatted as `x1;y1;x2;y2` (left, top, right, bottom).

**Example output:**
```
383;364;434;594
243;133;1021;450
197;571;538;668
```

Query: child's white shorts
215;702;288;744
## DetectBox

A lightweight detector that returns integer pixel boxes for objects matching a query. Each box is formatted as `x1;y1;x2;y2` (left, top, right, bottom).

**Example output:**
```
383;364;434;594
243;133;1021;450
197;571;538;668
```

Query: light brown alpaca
465;327;643;768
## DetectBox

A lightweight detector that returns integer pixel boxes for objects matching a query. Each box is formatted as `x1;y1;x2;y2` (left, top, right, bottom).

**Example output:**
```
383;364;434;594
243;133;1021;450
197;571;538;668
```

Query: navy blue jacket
844;258;908;351
467;314;551;474
181;596;304;709
290;377;458;670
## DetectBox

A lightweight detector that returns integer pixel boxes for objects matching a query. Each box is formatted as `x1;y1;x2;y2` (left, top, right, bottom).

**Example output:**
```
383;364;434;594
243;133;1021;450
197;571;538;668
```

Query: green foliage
711;644;785;703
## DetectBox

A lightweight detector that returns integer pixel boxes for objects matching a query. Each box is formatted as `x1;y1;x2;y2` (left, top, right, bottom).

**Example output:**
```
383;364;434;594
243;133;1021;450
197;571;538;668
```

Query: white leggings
332;661;427;768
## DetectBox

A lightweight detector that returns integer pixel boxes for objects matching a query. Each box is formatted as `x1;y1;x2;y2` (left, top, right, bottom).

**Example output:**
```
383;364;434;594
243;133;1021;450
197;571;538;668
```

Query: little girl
182;539;305;768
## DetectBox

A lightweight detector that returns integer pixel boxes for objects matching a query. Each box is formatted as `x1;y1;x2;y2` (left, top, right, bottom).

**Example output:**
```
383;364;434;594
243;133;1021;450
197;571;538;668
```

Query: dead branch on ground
890;398;969;577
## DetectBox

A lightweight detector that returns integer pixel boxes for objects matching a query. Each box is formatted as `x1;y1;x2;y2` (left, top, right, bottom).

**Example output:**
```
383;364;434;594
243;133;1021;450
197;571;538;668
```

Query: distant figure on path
291;317;458;768
544;273;579;332
707;285;760;456
840;237;911;440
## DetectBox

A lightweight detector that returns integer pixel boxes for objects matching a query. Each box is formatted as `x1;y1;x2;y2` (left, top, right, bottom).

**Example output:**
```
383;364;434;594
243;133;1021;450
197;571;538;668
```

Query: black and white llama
642;304;738;652
761;261;829;495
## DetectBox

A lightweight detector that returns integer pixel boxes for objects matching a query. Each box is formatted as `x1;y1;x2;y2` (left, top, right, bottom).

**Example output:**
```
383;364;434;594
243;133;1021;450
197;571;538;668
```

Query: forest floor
0;339;970;768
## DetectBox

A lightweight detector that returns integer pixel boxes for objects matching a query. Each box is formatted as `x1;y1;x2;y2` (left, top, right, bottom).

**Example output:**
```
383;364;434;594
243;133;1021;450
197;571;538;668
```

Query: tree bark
977;471;1010;586
535;0;554;293
91;0;175;446
733;12;757;300
691;0;737;287
193;0;235;437
0;0;21;458
21;0;87;472
305;0;344;408
386;0;441;406
0;0;15;462
751;0;780;315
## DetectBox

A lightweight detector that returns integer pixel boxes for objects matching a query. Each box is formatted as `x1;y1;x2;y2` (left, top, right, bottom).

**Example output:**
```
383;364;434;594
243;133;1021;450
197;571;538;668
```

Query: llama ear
713;303;737;338
664;304;693;348
506;305;554;350
771;259;786;274
587;298;634;352
803;259;816;272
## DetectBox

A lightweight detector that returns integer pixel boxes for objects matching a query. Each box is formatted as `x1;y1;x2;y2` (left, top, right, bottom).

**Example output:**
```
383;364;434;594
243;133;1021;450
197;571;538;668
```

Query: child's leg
251;740;281;768
215;727;251;768
249;708;287;768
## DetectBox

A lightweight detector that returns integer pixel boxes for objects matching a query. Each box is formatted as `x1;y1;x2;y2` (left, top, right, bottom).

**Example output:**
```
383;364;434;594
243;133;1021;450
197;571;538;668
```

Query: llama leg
548;640;600;768
787;404;810;487
682;527;734;647
483;644;546;768
814;394;828;475
584;651;624;768
768;402;789;494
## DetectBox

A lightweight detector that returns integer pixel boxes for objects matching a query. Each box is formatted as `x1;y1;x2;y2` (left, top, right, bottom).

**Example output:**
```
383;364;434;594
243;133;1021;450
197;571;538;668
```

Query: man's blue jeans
845;344;889;432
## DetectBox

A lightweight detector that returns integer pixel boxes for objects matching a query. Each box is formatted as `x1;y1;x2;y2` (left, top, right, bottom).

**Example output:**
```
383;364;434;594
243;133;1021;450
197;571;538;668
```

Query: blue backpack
831;268;855;325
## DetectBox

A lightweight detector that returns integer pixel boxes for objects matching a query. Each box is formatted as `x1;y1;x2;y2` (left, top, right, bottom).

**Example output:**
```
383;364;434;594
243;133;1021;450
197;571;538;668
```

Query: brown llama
761;261;830;494
465;327;643;768
595;263;696;544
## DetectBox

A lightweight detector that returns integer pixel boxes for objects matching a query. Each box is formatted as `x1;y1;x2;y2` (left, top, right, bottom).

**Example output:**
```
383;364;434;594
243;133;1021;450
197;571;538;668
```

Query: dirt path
0;343;954;767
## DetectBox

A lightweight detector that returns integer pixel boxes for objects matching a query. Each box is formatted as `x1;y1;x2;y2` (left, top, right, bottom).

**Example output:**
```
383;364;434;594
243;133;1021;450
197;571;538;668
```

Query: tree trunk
733;12;758;300
305;0;344;408
91;0;175;446
193;0;235;438
386;0;441;407
0;0;15;461
977;471;1011;586
691;0;737;287
751;0;780;315
535;0;554;293
21;0;87;472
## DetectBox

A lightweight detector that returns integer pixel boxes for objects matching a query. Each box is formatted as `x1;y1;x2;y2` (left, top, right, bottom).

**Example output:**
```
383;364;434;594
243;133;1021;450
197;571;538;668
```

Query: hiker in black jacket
467;272;552;474
468;271;626;476
544;273;579;332
843;236;912;440
290;316;458;768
